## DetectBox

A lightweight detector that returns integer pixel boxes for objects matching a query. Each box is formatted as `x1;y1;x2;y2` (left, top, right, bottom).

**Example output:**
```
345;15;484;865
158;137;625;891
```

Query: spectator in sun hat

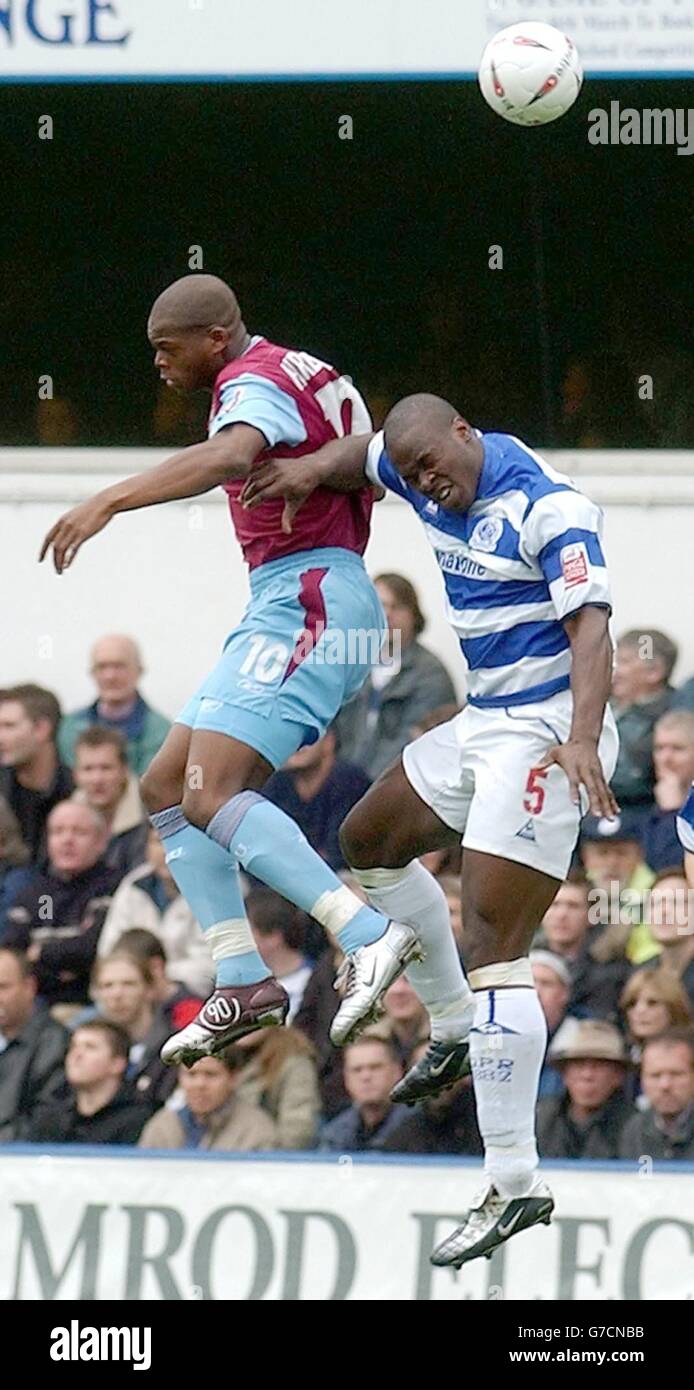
536;1018;633;1160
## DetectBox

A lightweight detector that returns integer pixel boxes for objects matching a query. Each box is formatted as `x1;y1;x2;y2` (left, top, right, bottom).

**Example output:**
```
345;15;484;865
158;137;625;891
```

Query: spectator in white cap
530;950;572;1099
536;1019;633;1159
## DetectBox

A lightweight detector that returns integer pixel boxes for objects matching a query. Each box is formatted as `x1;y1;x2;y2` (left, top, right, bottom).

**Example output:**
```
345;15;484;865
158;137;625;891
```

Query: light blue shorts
176;548;386;768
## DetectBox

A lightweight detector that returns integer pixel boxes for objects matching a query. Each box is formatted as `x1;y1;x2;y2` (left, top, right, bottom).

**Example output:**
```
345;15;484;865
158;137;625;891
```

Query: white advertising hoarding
0;0;692;81
2;1150;694;1301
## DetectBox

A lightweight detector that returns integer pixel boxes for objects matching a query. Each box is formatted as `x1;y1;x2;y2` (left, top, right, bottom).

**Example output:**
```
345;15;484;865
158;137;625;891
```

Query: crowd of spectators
1;600;694;1163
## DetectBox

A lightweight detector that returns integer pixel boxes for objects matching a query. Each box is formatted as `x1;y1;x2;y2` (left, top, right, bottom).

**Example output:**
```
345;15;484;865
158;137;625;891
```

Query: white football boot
330;921;423;1047
430;1178;555;1268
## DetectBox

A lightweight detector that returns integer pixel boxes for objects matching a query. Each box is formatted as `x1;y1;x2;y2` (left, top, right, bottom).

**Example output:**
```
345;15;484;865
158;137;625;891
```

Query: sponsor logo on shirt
435;549;487;579
560;542;589;588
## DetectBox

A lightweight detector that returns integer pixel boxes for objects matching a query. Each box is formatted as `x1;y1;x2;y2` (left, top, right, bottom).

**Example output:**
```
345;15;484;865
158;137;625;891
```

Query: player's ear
209;325;230;349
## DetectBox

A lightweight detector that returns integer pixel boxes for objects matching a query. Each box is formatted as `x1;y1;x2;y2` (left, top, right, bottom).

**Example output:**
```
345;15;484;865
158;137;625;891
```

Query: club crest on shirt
469;515;504;553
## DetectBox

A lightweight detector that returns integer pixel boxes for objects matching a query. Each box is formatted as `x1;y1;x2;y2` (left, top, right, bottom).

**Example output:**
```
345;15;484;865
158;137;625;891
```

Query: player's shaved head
382;393;483;513
148;274;250;390
149;274;246;343
384;393;458;454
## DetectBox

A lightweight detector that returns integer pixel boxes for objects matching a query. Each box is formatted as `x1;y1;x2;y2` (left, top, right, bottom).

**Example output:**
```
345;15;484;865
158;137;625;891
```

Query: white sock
351;862;475;1043
469;983;546;1198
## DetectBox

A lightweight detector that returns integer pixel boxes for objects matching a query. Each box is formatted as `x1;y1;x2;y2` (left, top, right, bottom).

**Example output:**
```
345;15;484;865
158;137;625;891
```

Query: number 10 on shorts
523;766;548;816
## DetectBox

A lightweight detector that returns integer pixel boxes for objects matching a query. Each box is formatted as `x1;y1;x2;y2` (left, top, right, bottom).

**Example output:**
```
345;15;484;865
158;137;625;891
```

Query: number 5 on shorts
523;766;548;816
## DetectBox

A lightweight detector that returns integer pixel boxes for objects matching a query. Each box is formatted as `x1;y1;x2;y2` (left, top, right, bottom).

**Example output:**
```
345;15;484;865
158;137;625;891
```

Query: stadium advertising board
2;1152;693;1301
0;0;692;80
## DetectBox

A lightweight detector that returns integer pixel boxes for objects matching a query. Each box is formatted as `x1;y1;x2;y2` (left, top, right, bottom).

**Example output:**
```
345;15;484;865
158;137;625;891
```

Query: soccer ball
478;21;583;127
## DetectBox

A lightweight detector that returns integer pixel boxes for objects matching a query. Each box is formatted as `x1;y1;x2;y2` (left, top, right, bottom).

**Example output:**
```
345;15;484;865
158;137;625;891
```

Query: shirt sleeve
364;430;412;500
677;785;694;853
521;488;612;622
208;374;307;448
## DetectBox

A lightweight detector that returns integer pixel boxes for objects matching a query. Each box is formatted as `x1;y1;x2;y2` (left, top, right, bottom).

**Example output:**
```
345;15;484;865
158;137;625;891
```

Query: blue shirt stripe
444;576;551;610
538;528;606;583
467;674;571;709
461;619;569;671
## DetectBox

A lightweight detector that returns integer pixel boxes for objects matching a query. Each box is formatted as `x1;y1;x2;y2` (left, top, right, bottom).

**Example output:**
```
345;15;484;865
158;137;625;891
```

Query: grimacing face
387;419;481;513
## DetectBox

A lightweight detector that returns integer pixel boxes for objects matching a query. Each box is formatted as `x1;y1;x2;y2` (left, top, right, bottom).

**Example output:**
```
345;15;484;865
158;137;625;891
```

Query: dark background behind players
1;80;692;449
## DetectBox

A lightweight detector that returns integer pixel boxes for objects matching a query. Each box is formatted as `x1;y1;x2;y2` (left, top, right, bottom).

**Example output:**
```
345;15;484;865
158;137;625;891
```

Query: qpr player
242;392;620;1266
677;785;694;890
41;280;476;1065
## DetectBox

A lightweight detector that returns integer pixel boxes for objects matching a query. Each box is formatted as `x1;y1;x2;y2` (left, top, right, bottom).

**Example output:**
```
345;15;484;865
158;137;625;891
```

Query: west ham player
242;393;620;1265
40;280;476;1064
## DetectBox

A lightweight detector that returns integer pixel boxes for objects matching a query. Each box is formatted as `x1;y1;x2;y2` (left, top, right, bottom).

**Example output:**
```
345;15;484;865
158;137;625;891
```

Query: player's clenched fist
39;498;114;573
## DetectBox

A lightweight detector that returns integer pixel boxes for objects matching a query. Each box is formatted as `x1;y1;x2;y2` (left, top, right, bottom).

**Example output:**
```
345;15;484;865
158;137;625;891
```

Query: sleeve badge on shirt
220;384;245;410
560;541;589;588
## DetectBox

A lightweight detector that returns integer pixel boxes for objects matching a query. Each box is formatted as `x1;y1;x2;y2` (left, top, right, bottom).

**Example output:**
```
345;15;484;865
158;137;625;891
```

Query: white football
478;21;583;127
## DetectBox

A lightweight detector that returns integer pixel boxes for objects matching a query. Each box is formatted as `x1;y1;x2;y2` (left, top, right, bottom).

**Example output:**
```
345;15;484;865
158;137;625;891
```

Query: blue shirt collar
474;431;501;503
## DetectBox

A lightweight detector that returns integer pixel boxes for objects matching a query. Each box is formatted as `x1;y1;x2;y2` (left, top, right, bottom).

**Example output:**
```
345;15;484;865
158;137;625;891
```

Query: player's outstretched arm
39;425;266;574
539;604;619;819
241;432;374;533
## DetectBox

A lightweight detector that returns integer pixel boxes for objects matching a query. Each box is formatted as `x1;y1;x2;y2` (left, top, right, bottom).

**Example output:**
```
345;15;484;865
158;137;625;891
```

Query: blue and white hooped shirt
677;786;694;853
365;430;612;709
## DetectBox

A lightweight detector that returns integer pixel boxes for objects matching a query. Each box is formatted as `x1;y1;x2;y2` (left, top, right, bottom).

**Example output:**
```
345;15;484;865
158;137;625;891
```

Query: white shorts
402;689;619;882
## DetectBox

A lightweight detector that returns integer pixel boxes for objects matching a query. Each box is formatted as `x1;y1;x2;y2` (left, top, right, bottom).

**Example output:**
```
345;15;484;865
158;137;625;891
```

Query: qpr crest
469;515;503;553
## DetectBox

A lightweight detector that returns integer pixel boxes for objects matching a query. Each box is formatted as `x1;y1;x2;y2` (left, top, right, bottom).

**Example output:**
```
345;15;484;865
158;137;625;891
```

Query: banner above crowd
3;1150;694;1300
0;0;692;81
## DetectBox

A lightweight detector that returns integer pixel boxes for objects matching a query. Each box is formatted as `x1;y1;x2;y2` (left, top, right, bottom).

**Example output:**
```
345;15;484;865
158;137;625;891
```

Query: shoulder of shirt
481;432;585;510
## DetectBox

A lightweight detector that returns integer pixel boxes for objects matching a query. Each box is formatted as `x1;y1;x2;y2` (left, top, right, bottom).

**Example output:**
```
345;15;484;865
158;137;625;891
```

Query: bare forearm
100;437;253;517
565;606;613;741
309;433;374;492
